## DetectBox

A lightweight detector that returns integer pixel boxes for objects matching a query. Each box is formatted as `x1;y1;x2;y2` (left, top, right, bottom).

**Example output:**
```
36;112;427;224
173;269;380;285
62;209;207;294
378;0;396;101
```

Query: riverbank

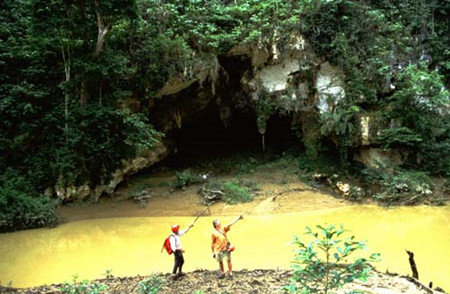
2;165;448;293
0;269;443;294
57;168;352;222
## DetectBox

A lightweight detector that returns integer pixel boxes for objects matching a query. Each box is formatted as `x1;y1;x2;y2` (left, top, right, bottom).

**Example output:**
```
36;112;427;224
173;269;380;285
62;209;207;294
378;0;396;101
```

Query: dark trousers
173;250;184;274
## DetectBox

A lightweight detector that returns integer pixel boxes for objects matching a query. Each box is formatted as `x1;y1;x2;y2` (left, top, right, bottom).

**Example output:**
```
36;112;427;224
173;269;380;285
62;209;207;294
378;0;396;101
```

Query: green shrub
200;179;258;204
223;179;259;204
376;127;423;149
236;158;259;174
417;140;450;176
138;275;164;294
284;224;380;294
373;170;433;204
0;171;59;233
59;275;107;294
358;167;438;205
359;167;383;187
171;169;202;190
221;181;253;204
0;186;59;233
297;154;340;175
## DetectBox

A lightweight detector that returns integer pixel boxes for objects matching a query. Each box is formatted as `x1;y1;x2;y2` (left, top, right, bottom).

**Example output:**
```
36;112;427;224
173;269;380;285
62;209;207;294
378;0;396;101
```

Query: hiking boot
227;274;233;280
178;272;186;277
217;273;225;279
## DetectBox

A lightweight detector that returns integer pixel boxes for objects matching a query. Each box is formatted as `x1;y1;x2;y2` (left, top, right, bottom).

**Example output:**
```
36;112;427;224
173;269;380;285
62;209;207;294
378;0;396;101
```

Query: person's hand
189;223;194;228
212;253;216;259
239;215;244;220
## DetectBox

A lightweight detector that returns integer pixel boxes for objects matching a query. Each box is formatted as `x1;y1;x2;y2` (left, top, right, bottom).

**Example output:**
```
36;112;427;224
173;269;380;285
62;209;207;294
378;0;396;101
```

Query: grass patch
200;178;259;204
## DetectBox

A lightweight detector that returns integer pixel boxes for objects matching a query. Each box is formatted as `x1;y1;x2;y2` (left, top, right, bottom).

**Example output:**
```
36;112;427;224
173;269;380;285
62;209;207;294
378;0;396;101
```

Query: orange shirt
212;227;230;253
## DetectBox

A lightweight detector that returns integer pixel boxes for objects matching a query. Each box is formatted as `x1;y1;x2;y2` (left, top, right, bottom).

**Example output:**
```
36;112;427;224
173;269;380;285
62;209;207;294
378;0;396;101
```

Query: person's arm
179;223;194;236
225;215;243;230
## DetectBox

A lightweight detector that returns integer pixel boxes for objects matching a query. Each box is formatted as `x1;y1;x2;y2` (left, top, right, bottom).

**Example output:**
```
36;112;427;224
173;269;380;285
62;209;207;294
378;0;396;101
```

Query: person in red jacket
211;215;243;279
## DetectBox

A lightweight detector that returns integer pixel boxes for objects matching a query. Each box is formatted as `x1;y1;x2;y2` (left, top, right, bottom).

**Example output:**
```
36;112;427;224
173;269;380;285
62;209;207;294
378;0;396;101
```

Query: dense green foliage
303;0;450;172
0;172;59;232
1;0;160;231
1;0;449;231
1;0;160;189
285;224;380;294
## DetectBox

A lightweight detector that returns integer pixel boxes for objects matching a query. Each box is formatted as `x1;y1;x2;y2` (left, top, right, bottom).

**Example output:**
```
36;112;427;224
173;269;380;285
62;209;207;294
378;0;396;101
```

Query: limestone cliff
54;33;402;201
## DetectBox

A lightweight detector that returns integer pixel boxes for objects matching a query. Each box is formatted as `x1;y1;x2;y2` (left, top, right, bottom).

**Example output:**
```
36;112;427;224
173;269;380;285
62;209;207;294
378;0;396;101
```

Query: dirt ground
58;169;351;222
0;269;441;294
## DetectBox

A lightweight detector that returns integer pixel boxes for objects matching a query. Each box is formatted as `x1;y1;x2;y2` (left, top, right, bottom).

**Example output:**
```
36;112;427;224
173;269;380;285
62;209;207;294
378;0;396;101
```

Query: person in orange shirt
211;215;243;279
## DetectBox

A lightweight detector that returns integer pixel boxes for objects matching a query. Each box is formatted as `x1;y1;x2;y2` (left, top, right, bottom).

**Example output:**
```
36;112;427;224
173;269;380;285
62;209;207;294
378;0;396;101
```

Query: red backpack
162;235;174;255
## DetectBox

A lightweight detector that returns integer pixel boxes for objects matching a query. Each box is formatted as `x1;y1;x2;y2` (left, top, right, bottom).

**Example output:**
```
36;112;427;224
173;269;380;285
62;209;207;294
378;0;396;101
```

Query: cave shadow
158;108;298;169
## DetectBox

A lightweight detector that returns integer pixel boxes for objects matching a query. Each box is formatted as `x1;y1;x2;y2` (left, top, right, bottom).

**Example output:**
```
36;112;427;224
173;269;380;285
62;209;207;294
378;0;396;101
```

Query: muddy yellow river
0;205;449;290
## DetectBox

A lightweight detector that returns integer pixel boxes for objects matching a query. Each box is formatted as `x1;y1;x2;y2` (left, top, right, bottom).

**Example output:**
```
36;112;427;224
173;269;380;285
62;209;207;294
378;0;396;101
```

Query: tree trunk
261;134;265;152
80;80;88;109
93;0;110;57
78;0;110;108
61;42;71;143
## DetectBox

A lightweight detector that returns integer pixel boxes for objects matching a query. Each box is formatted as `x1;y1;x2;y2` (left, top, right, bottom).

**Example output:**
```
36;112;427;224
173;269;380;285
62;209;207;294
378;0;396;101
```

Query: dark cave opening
151;55;299;169
160;106;298;168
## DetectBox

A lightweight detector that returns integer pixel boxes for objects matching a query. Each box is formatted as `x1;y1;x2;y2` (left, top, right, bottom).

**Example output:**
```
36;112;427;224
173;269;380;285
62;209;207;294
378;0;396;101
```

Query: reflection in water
0;205;449;290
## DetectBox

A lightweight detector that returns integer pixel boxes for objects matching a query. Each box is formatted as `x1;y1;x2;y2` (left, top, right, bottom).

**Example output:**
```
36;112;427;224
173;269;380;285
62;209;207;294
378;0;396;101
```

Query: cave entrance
161;106;298;168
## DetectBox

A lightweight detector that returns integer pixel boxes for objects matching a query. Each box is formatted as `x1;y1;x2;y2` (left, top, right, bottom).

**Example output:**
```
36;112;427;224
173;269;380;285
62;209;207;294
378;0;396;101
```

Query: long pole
190;202;215;226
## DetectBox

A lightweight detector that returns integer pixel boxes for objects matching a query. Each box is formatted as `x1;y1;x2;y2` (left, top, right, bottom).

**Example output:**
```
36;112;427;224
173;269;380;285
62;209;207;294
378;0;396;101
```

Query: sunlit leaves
286;224;380;294
391;64;449;109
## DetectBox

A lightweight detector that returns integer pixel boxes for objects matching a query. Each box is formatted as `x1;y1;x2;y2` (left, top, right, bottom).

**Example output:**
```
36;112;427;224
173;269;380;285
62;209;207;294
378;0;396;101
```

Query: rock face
353;113;410;168
236;33;344;116
55;139;171;202
89;140;171;202
354;147;407;170
53;33;397;201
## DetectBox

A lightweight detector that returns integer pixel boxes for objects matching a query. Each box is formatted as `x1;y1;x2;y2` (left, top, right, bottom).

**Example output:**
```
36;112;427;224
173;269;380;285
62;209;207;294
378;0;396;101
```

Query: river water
0;204;449;290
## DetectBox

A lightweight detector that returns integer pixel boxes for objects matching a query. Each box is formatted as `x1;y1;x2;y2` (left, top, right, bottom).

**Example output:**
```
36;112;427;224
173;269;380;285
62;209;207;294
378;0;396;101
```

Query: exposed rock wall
234;33;344;115
55;33;395;201
55;139;171;202
353;147;407;170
